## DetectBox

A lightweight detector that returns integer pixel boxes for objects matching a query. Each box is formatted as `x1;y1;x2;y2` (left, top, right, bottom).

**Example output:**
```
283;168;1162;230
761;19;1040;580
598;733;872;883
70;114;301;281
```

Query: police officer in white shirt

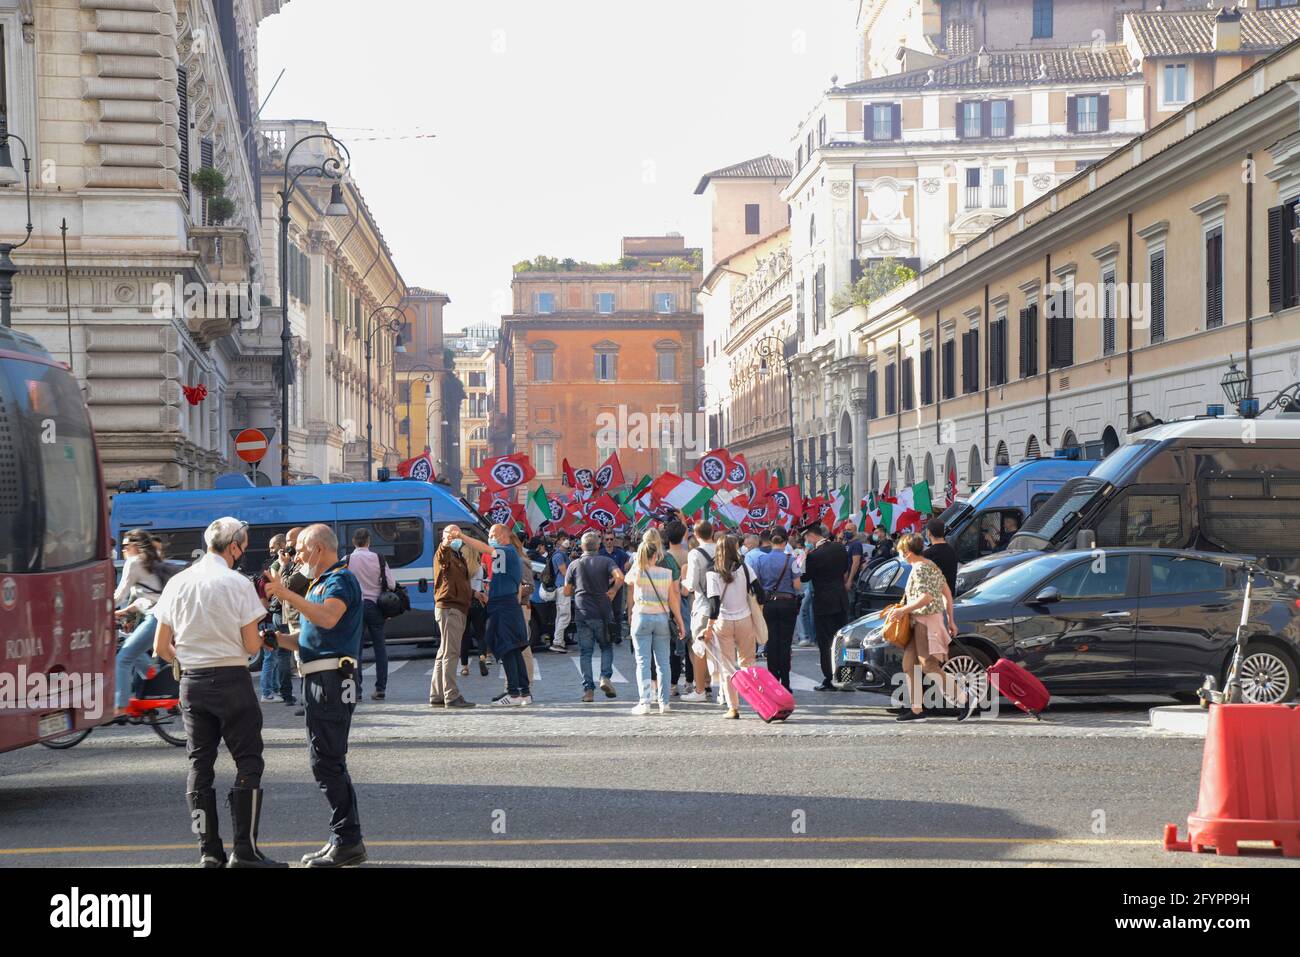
153;517;286;869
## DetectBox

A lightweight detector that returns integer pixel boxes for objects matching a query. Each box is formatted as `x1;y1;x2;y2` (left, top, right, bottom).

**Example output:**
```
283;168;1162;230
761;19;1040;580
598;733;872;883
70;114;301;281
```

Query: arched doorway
923;452;935;490
887;458;897;491
968;445;983;489
1061;430;1079;450
904;455;915;487
1102;426;1120;457
1026;434;1041;459
870;460;879;493
944;448;957;495
995;440;1010;466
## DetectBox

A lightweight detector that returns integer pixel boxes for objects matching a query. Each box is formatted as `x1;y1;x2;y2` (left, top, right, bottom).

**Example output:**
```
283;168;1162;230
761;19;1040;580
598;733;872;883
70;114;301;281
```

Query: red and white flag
474;453;535;494
593;452;625;491
946;464;958;508
396;453;435;483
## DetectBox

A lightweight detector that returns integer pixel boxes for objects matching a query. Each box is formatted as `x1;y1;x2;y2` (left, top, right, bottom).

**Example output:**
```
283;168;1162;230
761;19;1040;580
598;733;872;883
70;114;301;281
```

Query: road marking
789;671;822;691
386;660;409;677
570;658;629;684
0;834;1163;857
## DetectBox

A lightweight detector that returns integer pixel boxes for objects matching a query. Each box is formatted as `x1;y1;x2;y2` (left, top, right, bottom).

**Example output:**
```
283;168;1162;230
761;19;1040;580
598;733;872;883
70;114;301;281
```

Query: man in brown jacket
430;524;475;708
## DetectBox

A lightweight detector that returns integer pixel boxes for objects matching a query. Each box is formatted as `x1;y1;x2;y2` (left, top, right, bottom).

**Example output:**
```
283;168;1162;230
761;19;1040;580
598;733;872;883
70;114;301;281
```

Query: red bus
0;325;116;753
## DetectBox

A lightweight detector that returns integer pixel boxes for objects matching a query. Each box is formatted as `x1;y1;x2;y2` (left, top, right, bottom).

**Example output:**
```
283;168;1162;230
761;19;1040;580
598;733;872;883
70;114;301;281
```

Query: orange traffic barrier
1164;703;1300;858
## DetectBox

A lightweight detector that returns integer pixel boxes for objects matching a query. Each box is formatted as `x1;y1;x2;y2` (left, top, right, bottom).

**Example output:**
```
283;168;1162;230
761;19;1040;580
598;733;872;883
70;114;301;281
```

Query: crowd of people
111;505;976;867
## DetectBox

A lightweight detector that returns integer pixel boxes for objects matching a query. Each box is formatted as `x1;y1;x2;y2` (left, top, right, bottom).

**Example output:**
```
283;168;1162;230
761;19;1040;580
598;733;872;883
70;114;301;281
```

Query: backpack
541;552;558;590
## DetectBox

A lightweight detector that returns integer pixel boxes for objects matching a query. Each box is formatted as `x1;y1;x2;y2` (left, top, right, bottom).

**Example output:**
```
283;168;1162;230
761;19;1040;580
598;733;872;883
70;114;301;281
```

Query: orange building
496;236;704;485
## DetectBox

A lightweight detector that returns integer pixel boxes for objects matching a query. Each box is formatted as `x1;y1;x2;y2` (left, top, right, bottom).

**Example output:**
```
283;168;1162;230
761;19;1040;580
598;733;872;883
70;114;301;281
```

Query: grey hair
204;517;248;553
300;523;338;553
580;531;601;553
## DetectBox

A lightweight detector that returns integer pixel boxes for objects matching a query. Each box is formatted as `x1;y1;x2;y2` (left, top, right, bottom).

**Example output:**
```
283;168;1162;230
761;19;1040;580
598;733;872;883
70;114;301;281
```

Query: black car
952;547;1042;595
832;548;1300;704
851;557;910;618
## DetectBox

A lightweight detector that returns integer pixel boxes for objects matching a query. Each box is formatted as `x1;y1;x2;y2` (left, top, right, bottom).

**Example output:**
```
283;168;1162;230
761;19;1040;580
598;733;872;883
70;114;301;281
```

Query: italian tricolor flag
650;471;715;517
712;499;748;531
525;483;551;536
879;481;933;533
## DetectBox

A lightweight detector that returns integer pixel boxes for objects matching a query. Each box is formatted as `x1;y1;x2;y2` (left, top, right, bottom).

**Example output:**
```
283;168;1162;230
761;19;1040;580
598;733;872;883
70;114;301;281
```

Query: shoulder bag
643;567;682;643
375;554;410;620
882;601;912;649
743;566;769;645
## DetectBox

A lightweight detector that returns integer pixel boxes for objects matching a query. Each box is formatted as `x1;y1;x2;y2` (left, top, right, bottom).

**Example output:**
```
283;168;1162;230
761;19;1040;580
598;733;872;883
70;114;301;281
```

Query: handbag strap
378;553;391;593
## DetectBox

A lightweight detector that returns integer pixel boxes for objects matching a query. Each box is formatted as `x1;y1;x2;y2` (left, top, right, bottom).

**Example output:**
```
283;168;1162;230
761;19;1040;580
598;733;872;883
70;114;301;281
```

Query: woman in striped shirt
625;528;685;716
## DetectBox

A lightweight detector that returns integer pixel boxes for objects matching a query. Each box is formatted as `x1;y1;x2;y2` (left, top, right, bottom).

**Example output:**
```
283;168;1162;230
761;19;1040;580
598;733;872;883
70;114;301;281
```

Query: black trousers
180;666;265;793
461;602;488;664
814;610;849;683
763;598;800;690
528;600;556;647
304;666;362;845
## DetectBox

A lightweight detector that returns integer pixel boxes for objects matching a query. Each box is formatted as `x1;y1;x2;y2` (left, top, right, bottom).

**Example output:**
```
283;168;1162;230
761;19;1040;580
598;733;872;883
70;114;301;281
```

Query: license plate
38;711;72;738
843;648;863;663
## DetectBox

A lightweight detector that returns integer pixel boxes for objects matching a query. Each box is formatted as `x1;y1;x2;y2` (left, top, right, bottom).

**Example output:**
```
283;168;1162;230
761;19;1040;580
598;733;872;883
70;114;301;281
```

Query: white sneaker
680;690;707;702
516;695;533;707
550;640;567;654
630;702;652;716
493;695;518;707
658;701;672;715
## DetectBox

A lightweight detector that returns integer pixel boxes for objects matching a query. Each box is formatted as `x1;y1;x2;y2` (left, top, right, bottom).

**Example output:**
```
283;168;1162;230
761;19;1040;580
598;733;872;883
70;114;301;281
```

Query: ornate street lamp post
403;363;437;459
364;305;406;481
277;133;351;484
0;114;34;330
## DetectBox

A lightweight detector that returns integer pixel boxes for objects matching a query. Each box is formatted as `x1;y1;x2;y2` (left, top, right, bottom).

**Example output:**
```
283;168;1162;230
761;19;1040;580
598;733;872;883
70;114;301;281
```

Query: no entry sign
234;428;270;464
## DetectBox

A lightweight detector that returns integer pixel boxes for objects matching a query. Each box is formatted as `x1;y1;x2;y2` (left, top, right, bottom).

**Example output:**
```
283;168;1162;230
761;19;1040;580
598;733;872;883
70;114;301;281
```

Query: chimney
1214;5;1242;53
976;45;990;72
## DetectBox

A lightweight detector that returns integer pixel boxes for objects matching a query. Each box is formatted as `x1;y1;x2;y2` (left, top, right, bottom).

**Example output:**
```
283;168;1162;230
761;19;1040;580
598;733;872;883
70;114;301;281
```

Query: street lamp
403;363;437;458
1220;356;1251;416
277;132;352;485
752;334;797;484
0;113;34;330
364;304;406;481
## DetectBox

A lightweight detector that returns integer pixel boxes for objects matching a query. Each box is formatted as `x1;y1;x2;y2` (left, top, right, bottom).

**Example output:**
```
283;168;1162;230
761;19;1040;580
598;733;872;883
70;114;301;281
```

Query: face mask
449;539;463;552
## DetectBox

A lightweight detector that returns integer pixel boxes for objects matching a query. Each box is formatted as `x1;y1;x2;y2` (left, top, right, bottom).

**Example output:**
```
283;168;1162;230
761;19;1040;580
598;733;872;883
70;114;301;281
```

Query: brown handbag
882;602;912;649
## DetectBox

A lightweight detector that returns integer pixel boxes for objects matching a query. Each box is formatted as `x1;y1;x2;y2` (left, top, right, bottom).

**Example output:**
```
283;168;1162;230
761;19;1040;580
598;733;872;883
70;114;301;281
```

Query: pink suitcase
731;666;796;723
987;658;1050;719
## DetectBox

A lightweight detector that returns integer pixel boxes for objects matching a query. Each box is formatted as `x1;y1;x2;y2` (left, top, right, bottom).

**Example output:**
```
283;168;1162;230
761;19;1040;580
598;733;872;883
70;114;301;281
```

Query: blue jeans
260;645;294;700
797;581;815;642
361;600;388;692
114;614;157;709
631;612;671;706
576;618;612;692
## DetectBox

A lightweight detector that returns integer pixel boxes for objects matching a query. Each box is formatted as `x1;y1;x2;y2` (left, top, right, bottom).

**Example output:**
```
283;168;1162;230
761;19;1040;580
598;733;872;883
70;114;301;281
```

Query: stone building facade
3;0;285;490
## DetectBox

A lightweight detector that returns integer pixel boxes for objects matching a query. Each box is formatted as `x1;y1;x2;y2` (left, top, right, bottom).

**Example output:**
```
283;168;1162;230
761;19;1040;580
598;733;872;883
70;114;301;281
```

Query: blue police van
935;454;1095;566
110;477;489;643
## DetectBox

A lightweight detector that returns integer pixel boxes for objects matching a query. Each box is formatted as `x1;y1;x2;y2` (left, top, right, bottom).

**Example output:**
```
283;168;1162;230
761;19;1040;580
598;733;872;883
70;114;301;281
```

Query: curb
1149;705;1208;736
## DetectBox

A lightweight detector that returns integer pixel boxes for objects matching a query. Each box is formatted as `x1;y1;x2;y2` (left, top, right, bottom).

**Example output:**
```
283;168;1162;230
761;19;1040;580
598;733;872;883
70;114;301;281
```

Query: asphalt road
1;644;1295;868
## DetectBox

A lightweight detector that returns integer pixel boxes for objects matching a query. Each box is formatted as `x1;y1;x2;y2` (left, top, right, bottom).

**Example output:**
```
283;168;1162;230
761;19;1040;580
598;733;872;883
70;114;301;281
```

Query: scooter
1198;558;1260;707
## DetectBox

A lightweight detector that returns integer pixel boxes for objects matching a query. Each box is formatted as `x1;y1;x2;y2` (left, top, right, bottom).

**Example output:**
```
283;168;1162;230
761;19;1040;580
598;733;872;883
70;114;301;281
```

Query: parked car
832;548;1300;704
851;557;910;618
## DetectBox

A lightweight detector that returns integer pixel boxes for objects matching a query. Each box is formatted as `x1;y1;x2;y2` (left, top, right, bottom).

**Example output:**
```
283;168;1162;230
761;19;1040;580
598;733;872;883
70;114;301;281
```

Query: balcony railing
990;183;1007;208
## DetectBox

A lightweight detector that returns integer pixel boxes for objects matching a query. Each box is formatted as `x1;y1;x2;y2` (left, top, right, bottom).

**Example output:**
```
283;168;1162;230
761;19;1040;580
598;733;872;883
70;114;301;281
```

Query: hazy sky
258;0;859;329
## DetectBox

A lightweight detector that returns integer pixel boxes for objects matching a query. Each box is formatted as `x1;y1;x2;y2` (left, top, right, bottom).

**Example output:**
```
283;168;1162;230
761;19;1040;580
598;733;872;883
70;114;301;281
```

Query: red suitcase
731;666;796;723
988;658;1050;719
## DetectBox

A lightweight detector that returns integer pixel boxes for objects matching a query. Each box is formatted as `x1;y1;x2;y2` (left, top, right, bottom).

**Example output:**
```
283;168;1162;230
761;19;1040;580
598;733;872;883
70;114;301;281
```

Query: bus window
341;518;424;568
2;358;101;572
1094;492;1185;548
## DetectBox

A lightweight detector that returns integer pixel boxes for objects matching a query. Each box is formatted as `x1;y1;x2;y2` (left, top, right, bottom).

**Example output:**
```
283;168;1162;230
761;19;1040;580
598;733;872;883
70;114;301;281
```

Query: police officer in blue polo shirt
265;522;367;867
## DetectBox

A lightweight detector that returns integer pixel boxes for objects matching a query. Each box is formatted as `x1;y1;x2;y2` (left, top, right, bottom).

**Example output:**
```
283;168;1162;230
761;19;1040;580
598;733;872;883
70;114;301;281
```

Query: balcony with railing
728;245;792;341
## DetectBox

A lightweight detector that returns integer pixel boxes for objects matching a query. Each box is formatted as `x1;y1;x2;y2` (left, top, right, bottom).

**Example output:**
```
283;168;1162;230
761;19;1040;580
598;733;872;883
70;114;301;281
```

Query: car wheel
1235;643;1298;704
943;643;992;704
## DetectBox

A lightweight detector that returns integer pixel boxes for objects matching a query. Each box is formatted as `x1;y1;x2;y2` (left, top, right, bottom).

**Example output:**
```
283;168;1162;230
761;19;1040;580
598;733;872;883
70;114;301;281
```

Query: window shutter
1103;277;1116;355
956;100;965;139
1097;94;1110;132
863;105;872;140
1061;291;1074;366
970;328;979;392
1027;304;1039;376
891;103;902;140
885;364;896;415
199;138;214;224
981;100;992;138
177;66;190;203
1269;205;1285;312
1150;253;1166;343
921;348;933;405
1066;96;1078;133
1206;230;1223;329
1004;98;1015;136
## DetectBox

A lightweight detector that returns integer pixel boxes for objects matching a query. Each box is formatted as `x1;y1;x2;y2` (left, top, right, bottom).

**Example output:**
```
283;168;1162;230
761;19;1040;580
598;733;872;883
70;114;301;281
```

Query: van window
1094;493;1185;548
341;518;424;568
1028;492;1053;515
954;509;1023;562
